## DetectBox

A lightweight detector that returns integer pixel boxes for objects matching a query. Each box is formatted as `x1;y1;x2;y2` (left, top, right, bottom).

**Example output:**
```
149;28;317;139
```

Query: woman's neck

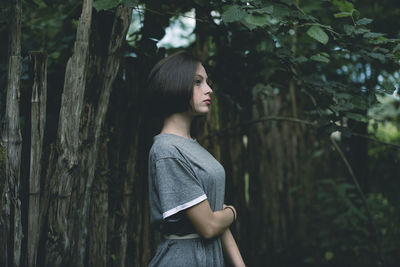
161;112;193;139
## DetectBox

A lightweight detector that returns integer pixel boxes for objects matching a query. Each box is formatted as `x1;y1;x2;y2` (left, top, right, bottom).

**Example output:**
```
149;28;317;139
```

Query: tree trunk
86;7;133;267
38;2;131;266
27;52;47;267
211;95;249;253
41;1;93;265
1;0;23;266
246;87;310;264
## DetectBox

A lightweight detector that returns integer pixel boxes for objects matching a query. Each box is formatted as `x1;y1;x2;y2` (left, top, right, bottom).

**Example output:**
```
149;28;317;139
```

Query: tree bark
42;1;93;265
86;6;132;267
246;89;308;264
39;1;131;266
27;52;47;267
1;0;23;266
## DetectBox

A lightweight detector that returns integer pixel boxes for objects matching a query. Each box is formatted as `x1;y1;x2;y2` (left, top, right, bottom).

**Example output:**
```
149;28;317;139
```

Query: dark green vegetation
1;0;399;266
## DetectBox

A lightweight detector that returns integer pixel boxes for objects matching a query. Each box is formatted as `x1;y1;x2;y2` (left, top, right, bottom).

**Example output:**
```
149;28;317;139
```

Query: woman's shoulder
150;135;177;155
150;133;195;161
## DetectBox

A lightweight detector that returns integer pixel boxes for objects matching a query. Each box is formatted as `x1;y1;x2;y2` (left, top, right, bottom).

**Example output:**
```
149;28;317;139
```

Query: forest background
1;0;400;266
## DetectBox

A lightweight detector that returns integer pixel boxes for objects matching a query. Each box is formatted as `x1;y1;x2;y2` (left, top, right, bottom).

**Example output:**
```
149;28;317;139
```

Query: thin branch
199;115;315;141
330;137;385;267
199;115;400;149
352;132;400;148
247;115;316;126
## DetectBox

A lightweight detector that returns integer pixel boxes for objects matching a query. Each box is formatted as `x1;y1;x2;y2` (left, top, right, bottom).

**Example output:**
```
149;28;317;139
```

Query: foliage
367;120;400;217
218;0;400;138
303;178;400;266
369;94;400;123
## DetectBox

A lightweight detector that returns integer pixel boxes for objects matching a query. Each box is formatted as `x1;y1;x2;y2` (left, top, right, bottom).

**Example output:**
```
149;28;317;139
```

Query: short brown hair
145;51;201;118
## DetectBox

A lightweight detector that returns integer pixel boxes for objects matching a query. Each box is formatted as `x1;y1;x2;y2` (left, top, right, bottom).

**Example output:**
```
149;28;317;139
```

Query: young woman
146;51;245;267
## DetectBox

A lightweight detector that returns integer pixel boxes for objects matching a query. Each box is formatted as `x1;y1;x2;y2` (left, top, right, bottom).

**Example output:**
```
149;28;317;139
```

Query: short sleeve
154;157;207;219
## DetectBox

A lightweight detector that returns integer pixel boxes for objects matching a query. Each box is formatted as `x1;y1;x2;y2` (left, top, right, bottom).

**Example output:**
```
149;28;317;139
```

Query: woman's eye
194;80;202;85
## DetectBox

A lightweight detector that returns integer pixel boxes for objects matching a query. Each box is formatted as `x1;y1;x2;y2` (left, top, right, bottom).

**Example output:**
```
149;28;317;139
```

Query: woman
146;51;245;267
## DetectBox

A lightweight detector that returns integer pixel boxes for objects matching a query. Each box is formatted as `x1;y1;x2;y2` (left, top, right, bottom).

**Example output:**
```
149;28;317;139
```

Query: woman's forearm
186;200;235;239
221;228;246;267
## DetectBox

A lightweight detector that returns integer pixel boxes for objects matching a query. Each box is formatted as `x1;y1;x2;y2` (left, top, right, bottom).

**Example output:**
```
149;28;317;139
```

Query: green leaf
378;47;390;53
345;112;368;122
394;43;400;52
334;12;352;18
272;4;291;18
355;28;370;34
363;32;386;39
93;0;120;11
122;0;139;7
310;53;330;63
352;9;361;19
252;6;274;15
371;37;392;44
325;251;334;261
356;18;373;25
368;52;386;62
33;0;47;8
333;0;354;12
244;13;271;27
222;5;247;23
293;56;308;63
343;24;355;35
307;26;329;44
241;19;257;31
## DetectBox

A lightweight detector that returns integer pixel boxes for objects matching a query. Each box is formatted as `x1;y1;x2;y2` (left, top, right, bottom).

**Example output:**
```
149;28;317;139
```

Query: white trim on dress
162;194;207;219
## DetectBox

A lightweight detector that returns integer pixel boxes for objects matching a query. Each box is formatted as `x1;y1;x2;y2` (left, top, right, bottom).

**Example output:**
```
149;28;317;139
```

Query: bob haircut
145;51;201;118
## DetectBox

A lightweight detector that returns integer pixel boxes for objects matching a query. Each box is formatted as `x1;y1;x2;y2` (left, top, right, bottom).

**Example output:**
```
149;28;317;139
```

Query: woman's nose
206;83;213;94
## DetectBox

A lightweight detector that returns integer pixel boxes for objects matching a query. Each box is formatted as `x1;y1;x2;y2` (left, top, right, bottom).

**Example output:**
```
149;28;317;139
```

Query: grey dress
148;133;226;267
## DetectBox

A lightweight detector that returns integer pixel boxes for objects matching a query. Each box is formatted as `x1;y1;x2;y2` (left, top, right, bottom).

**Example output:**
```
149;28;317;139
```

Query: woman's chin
191;109;210;117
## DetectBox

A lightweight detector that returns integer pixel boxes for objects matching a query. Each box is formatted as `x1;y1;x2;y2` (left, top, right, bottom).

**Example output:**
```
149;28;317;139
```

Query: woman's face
190;64;213;115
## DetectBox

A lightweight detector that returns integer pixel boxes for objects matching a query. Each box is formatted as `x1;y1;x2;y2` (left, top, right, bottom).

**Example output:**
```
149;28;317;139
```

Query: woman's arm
185;200;235;239
221;228;246;267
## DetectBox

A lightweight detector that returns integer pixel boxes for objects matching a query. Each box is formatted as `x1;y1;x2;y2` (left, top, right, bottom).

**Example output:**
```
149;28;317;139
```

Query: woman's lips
204;99;211;105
